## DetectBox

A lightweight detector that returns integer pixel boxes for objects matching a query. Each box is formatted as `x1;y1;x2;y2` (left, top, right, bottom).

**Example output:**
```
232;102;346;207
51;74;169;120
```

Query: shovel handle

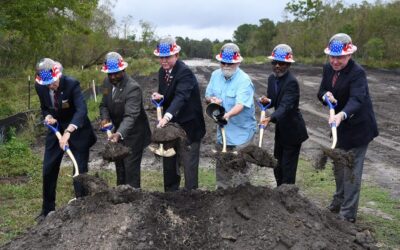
257;100;272;111
44;122;79;177
324;96;338;149
221;127;227;153
258;110;266;147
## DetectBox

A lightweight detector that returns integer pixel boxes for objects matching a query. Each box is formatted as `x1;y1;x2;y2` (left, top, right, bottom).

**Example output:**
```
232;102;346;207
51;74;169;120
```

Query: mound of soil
1;178;374;250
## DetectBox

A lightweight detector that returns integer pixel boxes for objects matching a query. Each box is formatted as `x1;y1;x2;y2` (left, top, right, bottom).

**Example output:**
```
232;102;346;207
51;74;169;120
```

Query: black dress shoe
35;212;46;223
327;204;340;213
336;214;356;223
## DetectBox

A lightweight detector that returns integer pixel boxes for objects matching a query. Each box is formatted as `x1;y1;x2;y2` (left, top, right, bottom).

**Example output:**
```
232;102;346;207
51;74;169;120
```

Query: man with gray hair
35;58;96;221
151;36;206;191
317;33;378;223
205;43;257;188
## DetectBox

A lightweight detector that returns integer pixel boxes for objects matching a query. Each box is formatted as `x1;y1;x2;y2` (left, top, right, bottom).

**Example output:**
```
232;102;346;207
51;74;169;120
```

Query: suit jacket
99;73;151;150
267;70;308;146
158;60;206;143
35;75;96;152
317;59;378;150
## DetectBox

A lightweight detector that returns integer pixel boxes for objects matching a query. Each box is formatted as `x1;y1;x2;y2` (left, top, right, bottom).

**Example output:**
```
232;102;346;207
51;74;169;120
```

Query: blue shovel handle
324;95;337;110
257;100;272;111
151;98;164;108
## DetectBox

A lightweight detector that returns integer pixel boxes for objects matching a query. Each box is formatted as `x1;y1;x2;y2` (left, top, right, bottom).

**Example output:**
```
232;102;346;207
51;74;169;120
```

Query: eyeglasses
220;62;235;66
271;61;289;66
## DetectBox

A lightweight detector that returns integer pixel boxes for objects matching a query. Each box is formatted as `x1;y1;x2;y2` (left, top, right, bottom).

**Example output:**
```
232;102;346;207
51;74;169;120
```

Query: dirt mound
1;177;374;250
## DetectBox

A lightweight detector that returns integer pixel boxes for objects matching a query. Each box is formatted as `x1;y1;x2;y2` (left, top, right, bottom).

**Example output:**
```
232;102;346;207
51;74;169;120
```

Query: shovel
100;123;131;161
206;103;228;153
148;98;176;157
44;122;79;177
324;95;338;149
256;100;272;148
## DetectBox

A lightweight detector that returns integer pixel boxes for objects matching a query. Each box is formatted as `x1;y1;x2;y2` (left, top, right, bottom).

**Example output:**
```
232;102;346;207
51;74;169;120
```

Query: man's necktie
53;90;59;111
274;79;280;95
332;71;339;88
164;70;171;84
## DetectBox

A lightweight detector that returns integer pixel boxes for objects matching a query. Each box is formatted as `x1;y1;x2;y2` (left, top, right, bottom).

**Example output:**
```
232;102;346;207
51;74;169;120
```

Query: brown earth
2;60;399;249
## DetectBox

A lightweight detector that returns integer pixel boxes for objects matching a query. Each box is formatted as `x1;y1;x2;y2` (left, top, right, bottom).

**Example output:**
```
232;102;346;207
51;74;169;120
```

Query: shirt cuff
117;132;124;140
342;111;347;120
164;112;173;121
69;124;78;130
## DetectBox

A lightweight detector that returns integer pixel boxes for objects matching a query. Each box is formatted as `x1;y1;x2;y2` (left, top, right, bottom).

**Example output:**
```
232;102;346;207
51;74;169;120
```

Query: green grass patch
296;159;400;249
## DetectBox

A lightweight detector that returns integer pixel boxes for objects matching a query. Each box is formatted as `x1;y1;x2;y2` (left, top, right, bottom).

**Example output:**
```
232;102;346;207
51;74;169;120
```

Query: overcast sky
110;0;379;41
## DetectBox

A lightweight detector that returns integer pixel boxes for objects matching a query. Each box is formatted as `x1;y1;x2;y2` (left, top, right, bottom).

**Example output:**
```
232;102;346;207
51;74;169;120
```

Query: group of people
34;32;378;224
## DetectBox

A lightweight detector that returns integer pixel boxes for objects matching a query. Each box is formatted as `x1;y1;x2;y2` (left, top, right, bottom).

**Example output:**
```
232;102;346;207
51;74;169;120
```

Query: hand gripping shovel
256;100;272;148
206;103;228;153
44;122;79;177
149;98;176;157
100;123;131;161
324;95;338;149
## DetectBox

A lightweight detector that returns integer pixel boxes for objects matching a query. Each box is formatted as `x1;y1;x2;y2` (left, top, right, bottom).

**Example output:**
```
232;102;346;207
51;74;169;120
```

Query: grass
296;159;400;249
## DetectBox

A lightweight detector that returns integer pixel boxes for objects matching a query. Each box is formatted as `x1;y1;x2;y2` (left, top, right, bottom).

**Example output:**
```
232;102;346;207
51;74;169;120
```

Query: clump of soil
216;152;248;173
239;144;277;168
1;176;375;249
313;146;354;170
151;122;186;143
101;142;131;162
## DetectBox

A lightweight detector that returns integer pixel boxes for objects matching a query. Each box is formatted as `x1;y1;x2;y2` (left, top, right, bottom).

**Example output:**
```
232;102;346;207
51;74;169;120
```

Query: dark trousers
115;148;143;188
163;141;201;192
42;146;89;214
273;141;302;186
331;144;368;220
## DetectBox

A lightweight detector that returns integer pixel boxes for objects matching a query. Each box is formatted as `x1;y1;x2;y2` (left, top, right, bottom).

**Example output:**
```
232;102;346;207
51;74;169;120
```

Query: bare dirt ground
2;59;398;249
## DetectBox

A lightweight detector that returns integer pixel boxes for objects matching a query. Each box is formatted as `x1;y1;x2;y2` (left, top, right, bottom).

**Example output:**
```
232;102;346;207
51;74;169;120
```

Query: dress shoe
336;214;356;223
327;204;340;213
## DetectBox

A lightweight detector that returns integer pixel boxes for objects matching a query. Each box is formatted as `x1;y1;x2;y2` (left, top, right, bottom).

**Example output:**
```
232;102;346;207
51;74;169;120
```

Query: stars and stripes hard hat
154;36;181;57
215;43;243;63
268;44;295;63
101;52;128;73
324;33;357;56
35;58;63;85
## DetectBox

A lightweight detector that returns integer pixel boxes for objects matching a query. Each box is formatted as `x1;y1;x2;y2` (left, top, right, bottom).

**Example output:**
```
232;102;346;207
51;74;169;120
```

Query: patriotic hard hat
35;58;63;85
101;52;128;73
216;43;243;63
154;36;181;57
324;33;357;56
268;44;295;63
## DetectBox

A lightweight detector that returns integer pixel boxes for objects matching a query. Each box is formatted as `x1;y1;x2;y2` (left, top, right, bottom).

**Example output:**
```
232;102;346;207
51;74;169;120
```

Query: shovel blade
148;144;176;157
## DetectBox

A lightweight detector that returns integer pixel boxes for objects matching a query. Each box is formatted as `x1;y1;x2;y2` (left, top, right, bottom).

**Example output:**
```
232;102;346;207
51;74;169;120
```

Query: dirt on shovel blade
101;142;131;162
239;144;277;168
151;123;186;143
313;146;354;170
0;175;375;250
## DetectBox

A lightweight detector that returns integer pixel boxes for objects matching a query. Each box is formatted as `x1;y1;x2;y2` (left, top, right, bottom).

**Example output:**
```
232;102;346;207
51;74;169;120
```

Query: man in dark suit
317;33;378;223
260;44;308;186
99;52;151;188
151;36;206;191
35;58;96;220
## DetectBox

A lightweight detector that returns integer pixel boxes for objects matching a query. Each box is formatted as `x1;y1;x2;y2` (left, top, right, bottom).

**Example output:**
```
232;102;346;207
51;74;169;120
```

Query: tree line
1;0;399;73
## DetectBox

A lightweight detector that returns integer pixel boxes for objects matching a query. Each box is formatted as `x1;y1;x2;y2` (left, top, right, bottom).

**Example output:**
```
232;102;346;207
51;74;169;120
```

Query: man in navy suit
151;36;206;191
260;44;308;186
35;58;96;220
317;33;378;223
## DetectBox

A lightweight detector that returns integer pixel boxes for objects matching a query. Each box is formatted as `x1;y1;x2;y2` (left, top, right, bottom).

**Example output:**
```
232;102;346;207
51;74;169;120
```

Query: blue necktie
274;79;280;95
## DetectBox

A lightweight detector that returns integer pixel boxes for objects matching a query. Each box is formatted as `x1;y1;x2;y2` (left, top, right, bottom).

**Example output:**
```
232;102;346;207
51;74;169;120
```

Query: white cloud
109;0;379;41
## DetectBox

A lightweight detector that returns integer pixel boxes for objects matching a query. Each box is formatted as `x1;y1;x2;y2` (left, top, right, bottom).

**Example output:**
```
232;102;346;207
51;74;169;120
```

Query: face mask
222;67;236;78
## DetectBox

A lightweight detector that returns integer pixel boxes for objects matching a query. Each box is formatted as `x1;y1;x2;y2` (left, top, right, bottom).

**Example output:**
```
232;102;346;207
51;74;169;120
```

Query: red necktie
53;91;59;111
332;72;339;88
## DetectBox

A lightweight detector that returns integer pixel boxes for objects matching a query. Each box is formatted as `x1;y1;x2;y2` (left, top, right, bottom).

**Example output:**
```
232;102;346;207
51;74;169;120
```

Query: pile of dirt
1;177;375;250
